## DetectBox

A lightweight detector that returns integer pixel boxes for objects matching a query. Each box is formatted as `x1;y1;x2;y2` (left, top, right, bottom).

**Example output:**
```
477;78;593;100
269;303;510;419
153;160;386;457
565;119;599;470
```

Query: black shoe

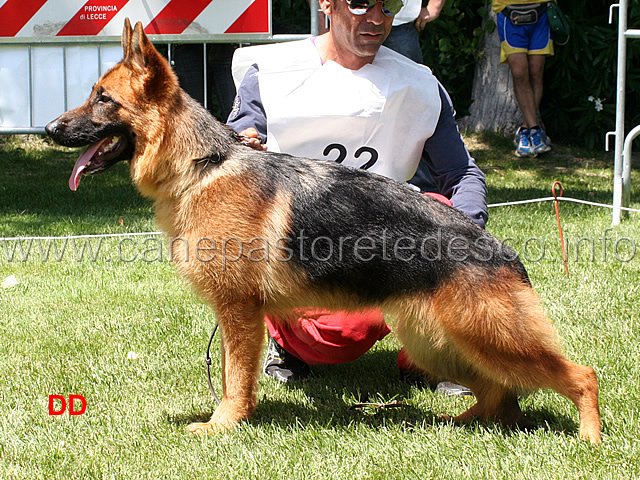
435;381;473;397
263;335;310;383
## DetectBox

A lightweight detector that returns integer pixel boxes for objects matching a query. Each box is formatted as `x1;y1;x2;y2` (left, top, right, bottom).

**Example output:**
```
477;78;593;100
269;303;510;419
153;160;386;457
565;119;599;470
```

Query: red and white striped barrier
0;0;273;132
0;0;270;39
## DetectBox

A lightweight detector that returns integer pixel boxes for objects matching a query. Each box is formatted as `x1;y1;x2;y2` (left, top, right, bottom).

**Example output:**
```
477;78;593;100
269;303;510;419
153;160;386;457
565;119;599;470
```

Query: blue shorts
497;10;554;63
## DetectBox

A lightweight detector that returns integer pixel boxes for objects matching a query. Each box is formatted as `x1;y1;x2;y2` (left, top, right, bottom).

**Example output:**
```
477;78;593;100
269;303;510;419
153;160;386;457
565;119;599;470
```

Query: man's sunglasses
345;0;404;17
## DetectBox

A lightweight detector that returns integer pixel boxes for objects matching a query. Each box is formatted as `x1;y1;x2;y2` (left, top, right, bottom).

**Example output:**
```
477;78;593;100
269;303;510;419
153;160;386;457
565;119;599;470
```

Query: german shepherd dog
46;19;601;443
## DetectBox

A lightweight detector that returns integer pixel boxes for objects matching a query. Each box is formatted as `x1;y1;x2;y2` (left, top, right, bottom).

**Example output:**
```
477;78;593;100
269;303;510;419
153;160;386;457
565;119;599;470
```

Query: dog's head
46;18;179;191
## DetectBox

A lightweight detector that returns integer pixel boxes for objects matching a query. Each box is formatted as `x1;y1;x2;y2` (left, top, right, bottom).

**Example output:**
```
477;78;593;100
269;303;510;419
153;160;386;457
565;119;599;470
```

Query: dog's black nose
44;120;58;137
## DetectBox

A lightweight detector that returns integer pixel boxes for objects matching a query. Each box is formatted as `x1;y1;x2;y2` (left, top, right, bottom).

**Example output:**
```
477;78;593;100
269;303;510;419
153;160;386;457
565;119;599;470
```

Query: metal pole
612;0;628;225
310;0;319;36
28;45;34;129
98;43;103;76
622;30;640;213
62;46;68;112
203;43;208;110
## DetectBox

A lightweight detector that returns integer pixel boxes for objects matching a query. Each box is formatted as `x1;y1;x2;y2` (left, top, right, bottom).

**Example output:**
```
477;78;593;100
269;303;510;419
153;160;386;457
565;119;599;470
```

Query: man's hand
239;127;267;151
415;0;445;31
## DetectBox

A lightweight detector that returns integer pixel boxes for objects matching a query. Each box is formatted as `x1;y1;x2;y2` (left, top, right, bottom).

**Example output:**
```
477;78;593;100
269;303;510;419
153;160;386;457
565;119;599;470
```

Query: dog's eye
97;93;113;104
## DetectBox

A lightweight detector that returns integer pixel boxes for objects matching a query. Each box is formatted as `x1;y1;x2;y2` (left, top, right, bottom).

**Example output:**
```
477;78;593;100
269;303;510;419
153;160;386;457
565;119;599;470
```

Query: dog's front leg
187;303;265;435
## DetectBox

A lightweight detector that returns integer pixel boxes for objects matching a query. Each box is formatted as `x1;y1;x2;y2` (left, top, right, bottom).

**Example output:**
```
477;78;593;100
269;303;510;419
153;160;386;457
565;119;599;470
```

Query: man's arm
415;0;446;31
422;84;489;228
227;64;268;144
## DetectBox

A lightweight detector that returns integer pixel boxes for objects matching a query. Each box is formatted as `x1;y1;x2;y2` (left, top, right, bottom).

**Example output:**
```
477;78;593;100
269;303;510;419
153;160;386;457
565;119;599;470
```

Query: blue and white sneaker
514;128;534;157
529;127;552;155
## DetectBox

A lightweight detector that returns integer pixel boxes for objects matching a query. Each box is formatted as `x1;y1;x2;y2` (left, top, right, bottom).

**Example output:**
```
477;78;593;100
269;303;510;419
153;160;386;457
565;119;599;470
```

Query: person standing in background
383;0;446;63
493;0;553;158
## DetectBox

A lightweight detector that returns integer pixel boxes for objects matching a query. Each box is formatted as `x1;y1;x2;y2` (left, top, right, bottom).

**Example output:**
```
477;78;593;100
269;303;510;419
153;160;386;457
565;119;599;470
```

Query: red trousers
265;310;421;372
265;309;390;365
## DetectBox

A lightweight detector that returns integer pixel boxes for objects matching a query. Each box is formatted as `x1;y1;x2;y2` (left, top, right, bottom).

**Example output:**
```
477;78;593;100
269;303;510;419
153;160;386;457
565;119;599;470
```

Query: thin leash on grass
206;323;221;405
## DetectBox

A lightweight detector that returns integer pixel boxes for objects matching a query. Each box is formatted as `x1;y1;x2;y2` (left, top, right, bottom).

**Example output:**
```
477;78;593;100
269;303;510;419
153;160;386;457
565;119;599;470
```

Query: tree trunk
459;7;522;134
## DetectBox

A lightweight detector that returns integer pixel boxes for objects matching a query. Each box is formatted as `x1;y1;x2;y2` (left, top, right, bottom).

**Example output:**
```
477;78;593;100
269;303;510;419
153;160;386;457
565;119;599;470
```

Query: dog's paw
186;399;253;435
186;413;242;435
579;427;602;445
186;421;229;436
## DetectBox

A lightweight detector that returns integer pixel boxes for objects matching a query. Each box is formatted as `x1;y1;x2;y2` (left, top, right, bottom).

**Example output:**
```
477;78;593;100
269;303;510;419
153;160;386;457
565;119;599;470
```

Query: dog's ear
123;19;178;98
126;21;151;72
122;18;133;59
121;20;156;73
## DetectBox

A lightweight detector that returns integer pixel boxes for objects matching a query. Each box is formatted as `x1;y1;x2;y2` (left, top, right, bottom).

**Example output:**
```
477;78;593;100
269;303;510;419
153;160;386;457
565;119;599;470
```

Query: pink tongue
69;140;104;191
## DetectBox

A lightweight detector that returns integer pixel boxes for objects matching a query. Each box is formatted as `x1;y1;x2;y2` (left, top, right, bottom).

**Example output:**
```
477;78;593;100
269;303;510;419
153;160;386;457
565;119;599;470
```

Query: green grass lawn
1;134;639;479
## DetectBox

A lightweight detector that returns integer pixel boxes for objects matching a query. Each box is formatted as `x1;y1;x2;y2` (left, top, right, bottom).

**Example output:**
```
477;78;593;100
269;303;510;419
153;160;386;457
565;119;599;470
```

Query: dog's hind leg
395;319;533;430
452;347;601;443
445;381;534;430
187;300;265;435
440;270;602;443
540;359;601;443
394;267;601;443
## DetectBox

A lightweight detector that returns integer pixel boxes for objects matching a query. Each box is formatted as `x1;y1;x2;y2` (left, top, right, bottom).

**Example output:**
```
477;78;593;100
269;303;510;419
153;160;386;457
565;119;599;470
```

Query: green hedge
544;0;640;149
419;0;486;117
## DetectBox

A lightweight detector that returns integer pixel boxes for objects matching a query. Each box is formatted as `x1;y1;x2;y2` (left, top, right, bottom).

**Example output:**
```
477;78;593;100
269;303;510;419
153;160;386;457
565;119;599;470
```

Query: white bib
232;40;441;182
